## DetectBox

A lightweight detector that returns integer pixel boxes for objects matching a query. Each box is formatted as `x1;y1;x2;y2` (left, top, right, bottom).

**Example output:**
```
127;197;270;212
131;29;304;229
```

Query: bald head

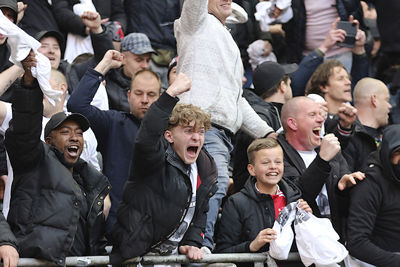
353;78;388;107
281;96;315;132
50;69;67;90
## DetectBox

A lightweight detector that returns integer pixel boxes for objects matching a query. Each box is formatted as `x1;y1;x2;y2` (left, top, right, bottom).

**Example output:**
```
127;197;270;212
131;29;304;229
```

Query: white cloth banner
0;10;62;105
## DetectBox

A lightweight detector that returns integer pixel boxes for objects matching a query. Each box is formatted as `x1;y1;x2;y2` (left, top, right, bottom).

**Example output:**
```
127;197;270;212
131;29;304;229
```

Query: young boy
110;72;218;264
215;138;310;266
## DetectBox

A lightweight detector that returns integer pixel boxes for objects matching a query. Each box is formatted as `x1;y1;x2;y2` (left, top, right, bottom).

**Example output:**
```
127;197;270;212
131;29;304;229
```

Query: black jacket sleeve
0;212;17;249
4;80;43;175
52;0;87;36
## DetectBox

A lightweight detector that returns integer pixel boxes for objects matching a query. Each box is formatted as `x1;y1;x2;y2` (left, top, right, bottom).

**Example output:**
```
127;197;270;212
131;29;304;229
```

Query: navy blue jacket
67;68;140;231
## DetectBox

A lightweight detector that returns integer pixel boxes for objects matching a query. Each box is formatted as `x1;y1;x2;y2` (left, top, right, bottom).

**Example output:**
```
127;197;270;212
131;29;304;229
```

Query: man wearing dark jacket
347;125;400;266
68;50;161;232
5;51;110;266
279;96;364;241
110;67;218;264
343;78;392;172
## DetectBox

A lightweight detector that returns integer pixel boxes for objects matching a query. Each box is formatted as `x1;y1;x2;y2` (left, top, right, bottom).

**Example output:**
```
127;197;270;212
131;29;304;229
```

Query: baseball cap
35;30;65;52
168;56;178;78
120;33;156;55
44;112;90;138
253;61;298;96
0;0;17;22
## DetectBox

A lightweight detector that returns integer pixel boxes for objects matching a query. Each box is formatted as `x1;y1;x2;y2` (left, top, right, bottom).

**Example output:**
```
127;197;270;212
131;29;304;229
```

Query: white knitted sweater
174;0;273;138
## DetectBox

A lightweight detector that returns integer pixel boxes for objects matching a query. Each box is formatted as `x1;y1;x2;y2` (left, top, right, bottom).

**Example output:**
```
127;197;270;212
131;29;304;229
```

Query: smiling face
248;146;284;193
38;36;61;69
208;0;232;24
322;67;352;105
45;120;84;166
164;120;205;164
291;99;324;151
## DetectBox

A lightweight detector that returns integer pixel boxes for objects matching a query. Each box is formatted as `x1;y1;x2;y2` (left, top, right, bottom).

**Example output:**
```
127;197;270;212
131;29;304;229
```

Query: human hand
179;245;203;260
319;133;341;161
297;199;312;214
95;50;123;75
318;18;346;54
338;171;365;191
16;2;27;24
249;228;277;252
338;103;357;129
0;245;19;267
21;50;37;86
81;11;105;34
166;73;191;97
270;6;282;18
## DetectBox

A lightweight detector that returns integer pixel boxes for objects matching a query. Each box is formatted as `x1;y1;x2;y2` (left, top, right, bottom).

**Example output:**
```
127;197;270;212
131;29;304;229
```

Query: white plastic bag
294;209;348;267
269;202;297;260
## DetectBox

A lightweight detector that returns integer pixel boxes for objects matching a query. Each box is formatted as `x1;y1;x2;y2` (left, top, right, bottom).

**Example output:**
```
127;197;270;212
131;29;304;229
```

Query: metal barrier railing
16;253;301;267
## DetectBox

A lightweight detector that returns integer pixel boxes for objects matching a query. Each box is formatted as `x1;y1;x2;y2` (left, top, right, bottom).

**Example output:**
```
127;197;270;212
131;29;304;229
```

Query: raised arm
67;50;122;139
4;51;44;174
176;0;208;33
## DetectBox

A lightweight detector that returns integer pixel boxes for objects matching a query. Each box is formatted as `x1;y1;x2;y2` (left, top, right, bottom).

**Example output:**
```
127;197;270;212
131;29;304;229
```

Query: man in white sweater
174;0;275;251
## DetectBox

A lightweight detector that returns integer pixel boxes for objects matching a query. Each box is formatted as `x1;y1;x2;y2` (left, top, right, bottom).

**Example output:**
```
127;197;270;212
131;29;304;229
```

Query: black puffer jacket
110;93;218;264
347;125;400;266
283;0;364;63
0;212;17;249
216;176;301;253
5;80;110;266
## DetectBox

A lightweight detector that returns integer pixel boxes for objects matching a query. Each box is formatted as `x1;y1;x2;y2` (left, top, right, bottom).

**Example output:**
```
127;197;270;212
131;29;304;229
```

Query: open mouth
266;172;279;177
312;127;321;137
67;145;79;157
187;146;199;157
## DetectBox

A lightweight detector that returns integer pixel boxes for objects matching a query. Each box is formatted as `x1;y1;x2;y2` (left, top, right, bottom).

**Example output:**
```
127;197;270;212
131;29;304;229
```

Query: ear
320;84;328;94
164;130;174;144
45;136;52;145
247;163;256;177
279;80;286;94
371;94;377;108
60;83;67;95
127;90;131;100
287;117;298;131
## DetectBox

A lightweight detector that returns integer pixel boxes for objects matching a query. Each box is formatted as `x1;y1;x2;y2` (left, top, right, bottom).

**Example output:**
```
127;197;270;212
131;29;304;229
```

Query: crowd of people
0;0;400;266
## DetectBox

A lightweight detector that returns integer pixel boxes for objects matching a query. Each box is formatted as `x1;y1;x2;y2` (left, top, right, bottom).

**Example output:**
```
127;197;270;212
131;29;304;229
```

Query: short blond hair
247;137;281;164
168;104;211;131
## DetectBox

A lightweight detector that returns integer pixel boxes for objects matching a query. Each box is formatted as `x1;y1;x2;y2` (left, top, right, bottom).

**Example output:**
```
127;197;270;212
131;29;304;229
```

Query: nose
141;60;149;70
191;132;200;141
141;94;149;104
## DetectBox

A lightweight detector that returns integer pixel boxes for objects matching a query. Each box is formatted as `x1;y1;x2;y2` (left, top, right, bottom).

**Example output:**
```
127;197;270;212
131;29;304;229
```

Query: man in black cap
4;51;111;265
233;61;297;192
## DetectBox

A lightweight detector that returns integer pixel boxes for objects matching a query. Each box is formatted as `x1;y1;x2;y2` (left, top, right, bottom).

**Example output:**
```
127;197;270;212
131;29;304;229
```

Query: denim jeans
324;51;353;72
202;127;233;250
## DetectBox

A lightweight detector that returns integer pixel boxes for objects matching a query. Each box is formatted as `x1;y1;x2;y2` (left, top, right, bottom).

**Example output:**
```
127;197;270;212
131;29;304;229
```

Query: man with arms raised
5;51;110;265
110;70;217;263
